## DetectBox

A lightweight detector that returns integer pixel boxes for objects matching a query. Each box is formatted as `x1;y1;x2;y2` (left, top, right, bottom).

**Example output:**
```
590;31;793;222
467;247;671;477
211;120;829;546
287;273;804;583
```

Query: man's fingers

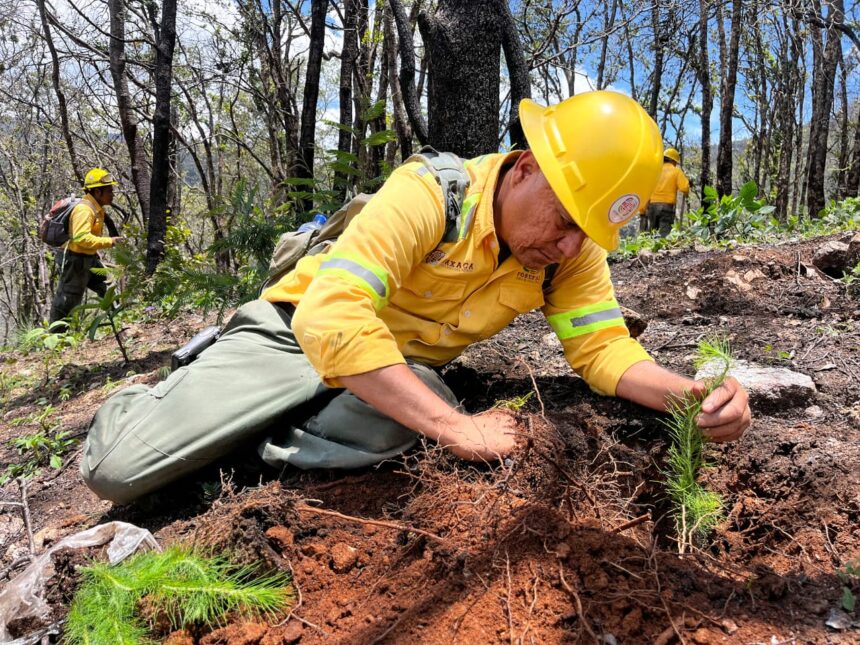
700;377;739;413
699;407;751;443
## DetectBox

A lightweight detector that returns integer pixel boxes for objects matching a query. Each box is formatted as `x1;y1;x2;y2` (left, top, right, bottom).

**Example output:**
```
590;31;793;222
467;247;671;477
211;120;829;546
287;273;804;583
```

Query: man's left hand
691;376;751;442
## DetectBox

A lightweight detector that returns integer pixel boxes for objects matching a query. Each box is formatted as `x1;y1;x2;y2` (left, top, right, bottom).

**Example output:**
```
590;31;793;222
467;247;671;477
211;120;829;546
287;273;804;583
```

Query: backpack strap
406;146;471;244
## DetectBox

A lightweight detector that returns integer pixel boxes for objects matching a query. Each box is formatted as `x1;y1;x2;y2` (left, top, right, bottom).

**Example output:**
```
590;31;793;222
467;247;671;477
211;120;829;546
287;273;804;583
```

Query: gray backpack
262;148;471;291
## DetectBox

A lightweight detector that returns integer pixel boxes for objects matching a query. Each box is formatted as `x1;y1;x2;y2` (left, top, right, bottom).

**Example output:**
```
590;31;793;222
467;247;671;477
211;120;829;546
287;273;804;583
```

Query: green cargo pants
80;300;459;505
646;202;676;238
50;250;108;323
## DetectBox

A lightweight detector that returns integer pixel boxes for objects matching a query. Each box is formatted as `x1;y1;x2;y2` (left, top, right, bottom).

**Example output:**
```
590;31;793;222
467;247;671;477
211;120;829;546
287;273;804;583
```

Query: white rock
695;359;817;408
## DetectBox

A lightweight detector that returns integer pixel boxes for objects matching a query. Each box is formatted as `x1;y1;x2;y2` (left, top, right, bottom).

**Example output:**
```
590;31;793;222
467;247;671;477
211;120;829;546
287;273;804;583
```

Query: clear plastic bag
0;521;159;643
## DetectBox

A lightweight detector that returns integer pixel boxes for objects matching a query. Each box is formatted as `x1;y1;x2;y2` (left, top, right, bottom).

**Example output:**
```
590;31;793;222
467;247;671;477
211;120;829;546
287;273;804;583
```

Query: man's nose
557;229;586;258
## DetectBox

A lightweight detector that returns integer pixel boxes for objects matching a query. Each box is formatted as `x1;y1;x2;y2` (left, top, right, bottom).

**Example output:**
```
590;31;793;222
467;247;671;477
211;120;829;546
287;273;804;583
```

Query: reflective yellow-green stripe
547;301;625;340
458;193;481;240
318;254;390;310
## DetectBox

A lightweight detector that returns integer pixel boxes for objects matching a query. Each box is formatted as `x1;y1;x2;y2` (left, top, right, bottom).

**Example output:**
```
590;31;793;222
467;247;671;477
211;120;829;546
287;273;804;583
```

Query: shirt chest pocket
498;284;544;313
398;267;468;321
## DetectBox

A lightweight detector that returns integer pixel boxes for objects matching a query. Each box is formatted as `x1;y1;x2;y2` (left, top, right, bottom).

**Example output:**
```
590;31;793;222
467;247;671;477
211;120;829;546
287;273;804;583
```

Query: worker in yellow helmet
49;168;122;324
643;147;690;237
81;92;750;505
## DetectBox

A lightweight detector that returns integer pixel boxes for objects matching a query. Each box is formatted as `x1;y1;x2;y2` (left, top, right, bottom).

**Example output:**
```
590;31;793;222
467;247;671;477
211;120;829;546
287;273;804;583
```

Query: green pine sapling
663;336;733;552
64;546;294;644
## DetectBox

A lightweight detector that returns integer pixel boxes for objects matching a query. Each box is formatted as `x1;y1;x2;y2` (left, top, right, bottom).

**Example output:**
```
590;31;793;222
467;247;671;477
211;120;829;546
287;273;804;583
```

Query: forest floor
1;233;859;644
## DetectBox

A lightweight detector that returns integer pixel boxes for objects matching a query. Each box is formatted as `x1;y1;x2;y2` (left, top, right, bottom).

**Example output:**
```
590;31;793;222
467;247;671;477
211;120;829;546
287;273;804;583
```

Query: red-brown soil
2;233;859;643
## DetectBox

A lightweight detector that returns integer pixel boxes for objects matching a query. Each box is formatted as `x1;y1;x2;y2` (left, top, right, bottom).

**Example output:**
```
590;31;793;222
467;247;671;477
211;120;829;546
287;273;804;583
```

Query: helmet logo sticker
608;194;640;223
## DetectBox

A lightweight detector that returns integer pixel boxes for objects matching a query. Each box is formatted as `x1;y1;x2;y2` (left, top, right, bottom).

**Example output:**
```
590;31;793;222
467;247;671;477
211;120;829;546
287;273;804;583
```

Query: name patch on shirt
516;270;542;283
425;249;474;272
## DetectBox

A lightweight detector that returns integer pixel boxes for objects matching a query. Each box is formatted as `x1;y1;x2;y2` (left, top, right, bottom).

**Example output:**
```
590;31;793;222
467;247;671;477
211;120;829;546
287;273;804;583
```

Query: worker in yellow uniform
80;92;750;505
49;168;122;324
643;147;690;237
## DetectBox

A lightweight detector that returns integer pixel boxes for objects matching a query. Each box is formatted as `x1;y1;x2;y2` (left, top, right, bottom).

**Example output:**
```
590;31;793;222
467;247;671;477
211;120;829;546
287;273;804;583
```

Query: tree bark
649;0;665;119
296;0;327;212
335;0;360;198
35;0;82;185
804;0;842;217
388;0;428;146
146;0;178;274
418;0;502;157
697;0;712;202
384;7;413;161
498;0;530;150
716;0;742;198
108;0;151;223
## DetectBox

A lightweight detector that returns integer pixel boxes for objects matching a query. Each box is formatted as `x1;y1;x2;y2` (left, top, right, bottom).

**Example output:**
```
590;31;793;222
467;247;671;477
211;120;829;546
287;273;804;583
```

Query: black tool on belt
170;326;221;371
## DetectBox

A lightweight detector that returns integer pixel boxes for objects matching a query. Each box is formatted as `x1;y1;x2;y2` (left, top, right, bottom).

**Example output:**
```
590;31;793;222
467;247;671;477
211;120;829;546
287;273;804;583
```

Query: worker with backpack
80;92;751;505
47;168;122;325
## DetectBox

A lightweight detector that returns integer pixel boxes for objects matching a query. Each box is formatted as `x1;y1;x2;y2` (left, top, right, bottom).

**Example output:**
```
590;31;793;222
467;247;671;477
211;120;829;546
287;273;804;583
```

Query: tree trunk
385;7;413;161
146;0;178;274
835;51;849;199
335;0;360;198
648;1;664;119
846;105;860;197
36;0;81;184
418;0;502;157
697;0;712;202
716;0;742;198
804;0;842;217
596;0;618;90
498;0;530;150
296;0;327;212
108;0;151;223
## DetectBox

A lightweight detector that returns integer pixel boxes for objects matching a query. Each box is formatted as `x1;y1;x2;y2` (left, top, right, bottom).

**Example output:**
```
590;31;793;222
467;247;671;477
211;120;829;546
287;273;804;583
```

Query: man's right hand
111;236;122;246
439;409;520;462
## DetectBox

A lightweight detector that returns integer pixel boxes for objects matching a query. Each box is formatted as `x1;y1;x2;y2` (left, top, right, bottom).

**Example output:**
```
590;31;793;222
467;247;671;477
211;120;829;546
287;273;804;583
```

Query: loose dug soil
2;233;859;644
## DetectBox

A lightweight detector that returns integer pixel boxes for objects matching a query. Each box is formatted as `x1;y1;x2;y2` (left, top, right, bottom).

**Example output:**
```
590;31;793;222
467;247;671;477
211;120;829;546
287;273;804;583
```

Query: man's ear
509;150;539;186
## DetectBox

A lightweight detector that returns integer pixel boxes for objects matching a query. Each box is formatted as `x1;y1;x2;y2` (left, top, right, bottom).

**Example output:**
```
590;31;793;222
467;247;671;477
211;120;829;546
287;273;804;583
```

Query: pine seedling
662;337;733;551
64;546;293;645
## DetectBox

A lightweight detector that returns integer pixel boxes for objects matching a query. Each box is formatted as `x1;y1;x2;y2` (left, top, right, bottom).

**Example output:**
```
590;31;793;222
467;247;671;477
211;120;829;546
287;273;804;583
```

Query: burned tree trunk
716;0;742;198
418;0;502;157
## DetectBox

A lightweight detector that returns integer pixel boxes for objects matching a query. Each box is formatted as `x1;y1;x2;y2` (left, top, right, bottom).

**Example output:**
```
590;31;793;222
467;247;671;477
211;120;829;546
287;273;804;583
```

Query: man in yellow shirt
643;148;690;236
49;168;122;324
81;92;750;505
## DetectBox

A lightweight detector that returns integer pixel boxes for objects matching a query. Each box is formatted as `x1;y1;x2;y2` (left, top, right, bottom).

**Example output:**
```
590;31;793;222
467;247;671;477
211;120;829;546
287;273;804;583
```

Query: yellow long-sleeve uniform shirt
650;162;690;205
262;152;653;396
67;194;114;254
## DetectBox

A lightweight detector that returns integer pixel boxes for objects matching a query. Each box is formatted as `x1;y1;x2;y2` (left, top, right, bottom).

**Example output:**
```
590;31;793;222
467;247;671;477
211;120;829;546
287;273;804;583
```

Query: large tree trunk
108;0;151;223
716;0;742;198
697;0;712;203
775;15;802;221
418;0;502;157
805;0;842;217
146;0;178;274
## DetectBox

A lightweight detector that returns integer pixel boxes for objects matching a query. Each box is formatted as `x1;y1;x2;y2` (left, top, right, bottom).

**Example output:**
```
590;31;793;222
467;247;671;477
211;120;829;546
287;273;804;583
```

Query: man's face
93;185;114;207
497;159;587;270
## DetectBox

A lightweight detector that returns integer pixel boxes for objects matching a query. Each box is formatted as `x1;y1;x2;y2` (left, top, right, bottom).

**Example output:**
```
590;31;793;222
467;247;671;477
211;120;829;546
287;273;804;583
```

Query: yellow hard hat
664;147;681;164
82;168;118;190
520;91;663;250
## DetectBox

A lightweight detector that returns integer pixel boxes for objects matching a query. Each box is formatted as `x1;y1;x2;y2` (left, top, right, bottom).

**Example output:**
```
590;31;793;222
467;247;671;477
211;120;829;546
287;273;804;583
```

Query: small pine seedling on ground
663;337;733;551
64;546;293;644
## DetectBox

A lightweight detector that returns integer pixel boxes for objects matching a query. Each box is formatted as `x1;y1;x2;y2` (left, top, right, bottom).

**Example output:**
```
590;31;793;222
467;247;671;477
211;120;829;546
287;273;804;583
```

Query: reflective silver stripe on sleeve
569;307;623;328
320;258;387;298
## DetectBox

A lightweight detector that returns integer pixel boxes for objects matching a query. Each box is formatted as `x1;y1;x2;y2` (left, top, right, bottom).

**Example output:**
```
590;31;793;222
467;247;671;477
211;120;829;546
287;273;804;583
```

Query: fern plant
64;546;294;644
662;337;733;551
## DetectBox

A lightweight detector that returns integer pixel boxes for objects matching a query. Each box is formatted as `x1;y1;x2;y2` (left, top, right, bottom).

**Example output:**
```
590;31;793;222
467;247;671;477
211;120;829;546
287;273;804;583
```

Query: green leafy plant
663;337;732;552
65;546;294;644
74;284;131;363
1;403;76;484
686;181;776;242
840;558;860;612
18;321;79;385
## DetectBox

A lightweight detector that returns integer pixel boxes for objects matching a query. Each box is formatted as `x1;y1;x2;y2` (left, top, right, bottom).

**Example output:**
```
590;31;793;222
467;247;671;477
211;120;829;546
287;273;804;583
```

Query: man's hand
111;236;122;246
689;376;751;442
438;409;520;462
617;361;752;443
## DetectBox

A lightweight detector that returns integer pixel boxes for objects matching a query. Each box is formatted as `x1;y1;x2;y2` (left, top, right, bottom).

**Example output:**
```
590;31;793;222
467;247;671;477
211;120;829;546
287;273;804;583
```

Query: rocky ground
1;232;859;644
